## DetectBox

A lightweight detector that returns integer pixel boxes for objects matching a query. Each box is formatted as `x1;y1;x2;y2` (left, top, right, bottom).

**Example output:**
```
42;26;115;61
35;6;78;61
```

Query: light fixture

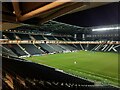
92;27;120;31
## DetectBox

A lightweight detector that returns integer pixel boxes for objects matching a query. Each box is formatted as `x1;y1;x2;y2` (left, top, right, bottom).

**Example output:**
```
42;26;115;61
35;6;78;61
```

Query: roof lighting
92;27;120;31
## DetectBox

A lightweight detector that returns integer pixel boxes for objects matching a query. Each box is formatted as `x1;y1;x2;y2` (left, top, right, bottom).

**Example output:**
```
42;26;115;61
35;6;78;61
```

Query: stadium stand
62;37;69;41
32;35;45;40
37;44;56;53
20;44;44;55
15;33;31;40
86;44;96;51
44;35;56;40
55;36;64;41
73;44;82;50
3;44;28;56
2;55;119;90
68;37;76;41
2;30;120;54
66;44;77;50
60;44;76;51
2;32;16;40
1;45;17;57
48;44;65;52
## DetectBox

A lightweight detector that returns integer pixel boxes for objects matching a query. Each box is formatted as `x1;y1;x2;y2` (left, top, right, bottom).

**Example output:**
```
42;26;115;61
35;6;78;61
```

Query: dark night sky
54;2;119;27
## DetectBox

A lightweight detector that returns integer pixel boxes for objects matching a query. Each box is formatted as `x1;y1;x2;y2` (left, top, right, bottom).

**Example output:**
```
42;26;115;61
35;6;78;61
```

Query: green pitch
25;51;119;86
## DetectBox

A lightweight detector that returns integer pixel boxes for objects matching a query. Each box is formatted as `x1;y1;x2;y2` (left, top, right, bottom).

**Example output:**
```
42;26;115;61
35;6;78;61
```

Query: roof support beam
12;0;72;22
39;2;88;24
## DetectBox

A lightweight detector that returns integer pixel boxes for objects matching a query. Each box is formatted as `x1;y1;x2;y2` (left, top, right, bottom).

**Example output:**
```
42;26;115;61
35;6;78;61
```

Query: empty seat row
20;44;44;55
3;44;27;56
38;44;56;53
2;32;76;41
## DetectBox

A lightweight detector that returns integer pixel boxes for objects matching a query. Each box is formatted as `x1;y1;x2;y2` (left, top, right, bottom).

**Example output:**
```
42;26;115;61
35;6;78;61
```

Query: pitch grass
25;51;119;87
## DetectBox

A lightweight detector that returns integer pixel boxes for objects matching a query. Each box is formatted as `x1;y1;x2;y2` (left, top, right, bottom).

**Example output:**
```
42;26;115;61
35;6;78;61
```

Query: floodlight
92;27;120;31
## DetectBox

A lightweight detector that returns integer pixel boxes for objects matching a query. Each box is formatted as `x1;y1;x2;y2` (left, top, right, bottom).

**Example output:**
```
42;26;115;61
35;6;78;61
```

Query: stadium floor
25;51;119;87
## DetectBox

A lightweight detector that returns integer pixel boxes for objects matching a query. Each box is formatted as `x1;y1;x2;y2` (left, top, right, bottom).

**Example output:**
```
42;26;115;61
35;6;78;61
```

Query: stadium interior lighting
92;27;120;31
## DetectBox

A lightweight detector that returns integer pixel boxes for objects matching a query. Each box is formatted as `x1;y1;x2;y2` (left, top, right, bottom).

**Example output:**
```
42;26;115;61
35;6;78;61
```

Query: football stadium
1;1;120;90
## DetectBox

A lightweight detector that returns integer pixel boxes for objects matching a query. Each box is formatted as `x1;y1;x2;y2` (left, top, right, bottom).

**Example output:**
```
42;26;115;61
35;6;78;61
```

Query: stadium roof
3;2;111;23
2;2;112;30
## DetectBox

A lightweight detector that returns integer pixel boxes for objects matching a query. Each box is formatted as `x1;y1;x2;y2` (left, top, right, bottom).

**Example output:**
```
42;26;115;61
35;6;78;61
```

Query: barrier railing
1;39;120;45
